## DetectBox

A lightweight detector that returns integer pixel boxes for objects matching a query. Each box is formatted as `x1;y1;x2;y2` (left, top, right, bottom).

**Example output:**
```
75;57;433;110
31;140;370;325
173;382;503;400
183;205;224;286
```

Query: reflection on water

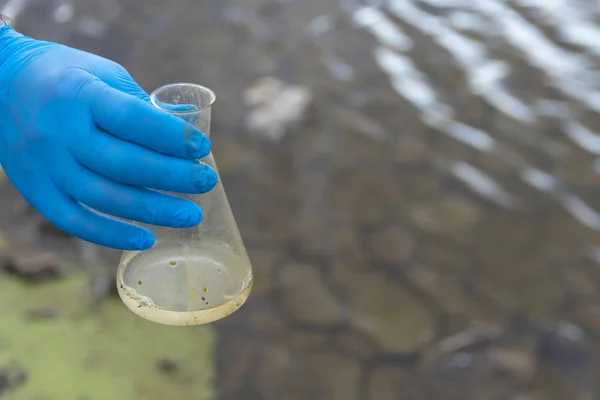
6;0;600;398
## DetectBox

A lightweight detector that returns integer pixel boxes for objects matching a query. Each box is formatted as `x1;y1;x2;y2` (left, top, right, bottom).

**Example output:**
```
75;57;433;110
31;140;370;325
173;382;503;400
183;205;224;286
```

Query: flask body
116;83;253;326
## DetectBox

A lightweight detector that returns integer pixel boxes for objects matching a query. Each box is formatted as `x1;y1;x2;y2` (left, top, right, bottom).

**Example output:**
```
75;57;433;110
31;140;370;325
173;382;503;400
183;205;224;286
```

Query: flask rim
150;83;216;114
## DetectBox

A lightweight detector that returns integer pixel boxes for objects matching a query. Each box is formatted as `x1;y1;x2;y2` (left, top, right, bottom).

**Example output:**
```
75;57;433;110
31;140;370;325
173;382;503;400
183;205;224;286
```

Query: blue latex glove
0;26;218;250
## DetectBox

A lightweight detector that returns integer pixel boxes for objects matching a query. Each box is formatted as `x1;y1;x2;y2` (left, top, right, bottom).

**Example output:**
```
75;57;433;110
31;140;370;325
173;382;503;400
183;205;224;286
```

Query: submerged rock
243;76;313;142
0;233;62;282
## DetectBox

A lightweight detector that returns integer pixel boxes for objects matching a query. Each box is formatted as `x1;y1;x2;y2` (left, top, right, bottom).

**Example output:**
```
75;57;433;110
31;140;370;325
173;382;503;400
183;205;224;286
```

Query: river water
4;0;600;399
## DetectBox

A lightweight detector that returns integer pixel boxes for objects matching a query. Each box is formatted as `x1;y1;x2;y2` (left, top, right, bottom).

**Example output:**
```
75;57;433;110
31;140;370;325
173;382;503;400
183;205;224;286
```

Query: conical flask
116;83;253;326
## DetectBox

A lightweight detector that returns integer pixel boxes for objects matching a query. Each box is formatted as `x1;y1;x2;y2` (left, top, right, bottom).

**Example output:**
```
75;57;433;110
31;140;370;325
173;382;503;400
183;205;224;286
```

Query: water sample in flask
116;83;253;326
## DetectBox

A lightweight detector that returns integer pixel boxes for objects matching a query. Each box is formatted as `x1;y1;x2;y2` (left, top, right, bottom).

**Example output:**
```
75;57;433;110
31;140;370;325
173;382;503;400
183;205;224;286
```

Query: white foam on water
442;121;497;152
512;0;600;56
386;0;535;123
450;161;516;206
560;193;600;231
467;0;600;114
375;45;499;152
374;45;441;112
53;2;74;24
417;0;473;7
470;61;536;123
555;81;600;114
324;56;356;81
305;14;336;37
352;6;413;51
448;11;492;33
370;1;600;234
536;99;570;118
520;166;600;231
1;0;29;20
520;167;558;192
565;122;600;155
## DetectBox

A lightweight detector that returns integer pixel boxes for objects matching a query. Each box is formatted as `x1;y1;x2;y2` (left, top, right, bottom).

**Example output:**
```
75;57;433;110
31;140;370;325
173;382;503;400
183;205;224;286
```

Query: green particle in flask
203;287;207;292
138;280;142;285
170;261;177;267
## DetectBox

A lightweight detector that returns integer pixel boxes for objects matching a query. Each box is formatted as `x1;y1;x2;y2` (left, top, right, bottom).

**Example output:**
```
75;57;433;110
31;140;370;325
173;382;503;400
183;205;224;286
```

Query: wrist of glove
0;26;53;82
0;27;217;250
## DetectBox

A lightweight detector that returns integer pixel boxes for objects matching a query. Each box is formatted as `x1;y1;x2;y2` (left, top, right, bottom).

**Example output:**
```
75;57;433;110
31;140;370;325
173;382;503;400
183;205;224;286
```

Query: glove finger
84;80;210;160
50;155;204;227
104;73;151;103
154;101;198;112
6;165;154;250
93;62;151;103
152;101;200;125
68;126;217;194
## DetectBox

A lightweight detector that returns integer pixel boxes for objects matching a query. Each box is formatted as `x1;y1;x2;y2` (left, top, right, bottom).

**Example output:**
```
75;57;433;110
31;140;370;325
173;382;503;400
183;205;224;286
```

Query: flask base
117;282;252;326
116;241;253;326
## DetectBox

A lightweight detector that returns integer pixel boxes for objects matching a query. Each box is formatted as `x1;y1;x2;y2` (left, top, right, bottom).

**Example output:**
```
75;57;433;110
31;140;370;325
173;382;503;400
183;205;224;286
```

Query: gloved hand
0;26;218;250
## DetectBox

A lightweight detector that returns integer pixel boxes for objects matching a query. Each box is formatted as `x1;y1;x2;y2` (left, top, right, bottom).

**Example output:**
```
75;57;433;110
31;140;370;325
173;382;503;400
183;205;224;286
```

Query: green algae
0;272;215;400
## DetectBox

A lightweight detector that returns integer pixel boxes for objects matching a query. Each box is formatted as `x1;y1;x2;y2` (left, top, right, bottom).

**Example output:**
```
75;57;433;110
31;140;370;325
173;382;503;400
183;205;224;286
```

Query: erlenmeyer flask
116;83;253;326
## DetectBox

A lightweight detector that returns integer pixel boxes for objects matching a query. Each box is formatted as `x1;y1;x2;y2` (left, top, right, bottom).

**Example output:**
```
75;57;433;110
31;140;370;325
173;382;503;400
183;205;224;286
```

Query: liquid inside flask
116;83;253;326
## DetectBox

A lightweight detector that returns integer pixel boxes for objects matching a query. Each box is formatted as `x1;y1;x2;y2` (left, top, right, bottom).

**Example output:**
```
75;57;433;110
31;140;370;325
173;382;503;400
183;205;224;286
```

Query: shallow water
5;0;600;398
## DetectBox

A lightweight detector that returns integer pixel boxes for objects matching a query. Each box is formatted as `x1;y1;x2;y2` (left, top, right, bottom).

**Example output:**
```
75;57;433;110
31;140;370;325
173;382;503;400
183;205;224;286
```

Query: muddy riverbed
2;0;600;399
